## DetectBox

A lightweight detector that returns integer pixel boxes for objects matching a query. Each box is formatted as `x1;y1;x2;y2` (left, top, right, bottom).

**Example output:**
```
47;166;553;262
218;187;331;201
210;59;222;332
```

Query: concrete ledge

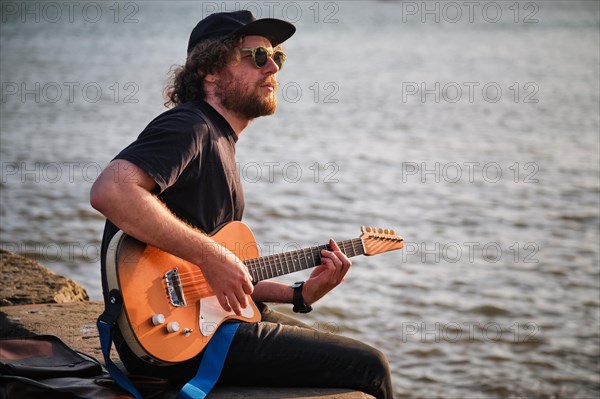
208;386;376;398
0;252;375;399
0;301;108;361
1;302;375;399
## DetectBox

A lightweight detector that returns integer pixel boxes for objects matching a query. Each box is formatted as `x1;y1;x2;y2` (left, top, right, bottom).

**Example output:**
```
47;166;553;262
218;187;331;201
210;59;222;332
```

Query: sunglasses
241;46;286;70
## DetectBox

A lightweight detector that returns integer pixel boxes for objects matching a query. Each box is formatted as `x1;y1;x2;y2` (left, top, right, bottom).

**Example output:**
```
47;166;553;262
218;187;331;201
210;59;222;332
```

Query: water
1;1;599;397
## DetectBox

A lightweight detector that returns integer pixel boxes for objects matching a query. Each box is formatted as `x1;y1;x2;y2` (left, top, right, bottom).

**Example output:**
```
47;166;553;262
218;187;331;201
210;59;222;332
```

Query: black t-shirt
99;100;244;301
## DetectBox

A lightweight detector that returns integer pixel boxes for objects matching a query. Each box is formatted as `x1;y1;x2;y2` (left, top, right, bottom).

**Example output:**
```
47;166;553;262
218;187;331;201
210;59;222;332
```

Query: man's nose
263;56;280;74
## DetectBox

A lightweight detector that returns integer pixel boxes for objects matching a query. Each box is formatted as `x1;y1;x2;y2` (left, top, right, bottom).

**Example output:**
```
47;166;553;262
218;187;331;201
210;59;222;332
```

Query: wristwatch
291;281;312;313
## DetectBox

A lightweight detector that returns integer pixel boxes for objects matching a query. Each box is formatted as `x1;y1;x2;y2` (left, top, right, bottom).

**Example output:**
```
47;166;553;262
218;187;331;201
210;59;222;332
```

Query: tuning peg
384;229;390;234
377;228;383;234
361;226;365;233
366;226;372;233
390;229;395;235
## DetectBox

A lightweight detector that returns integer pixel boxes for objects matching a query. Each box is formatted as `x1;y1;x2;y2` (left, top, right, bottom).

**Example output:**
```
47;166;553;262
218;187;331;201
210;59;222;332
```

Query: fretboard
245;238;365;283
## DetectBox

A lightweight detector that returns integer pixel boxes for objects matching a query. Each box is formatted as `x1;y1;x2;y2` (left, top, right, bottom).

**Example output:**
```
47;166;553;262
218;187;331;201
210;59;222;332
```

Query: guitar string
163;236;397;300
178;242;360;300
172;239;363;283
174;242;367;301
173;239;360;277
171;239;367;299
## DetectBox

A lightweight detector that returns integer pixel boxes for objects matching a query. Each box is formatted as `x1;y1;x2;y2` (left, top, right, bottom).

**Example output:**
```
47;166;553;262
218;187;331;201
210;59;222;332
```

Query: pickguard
199;296;256;336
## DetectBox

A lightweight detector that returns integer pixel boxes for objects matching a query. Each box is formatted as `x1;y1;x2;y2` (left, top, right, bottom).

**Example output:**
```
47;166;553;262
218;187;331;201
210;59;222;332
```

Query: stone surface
0;301;107;361
0;249;89;305
208;387;376;398
1;303;375;398
0;302;374;398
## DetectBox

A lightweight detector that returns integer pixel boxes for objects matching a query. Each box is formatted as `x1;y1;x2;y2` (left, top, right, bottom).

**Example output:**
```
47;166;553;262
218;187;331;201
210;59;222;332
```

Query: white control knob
151;314;165;326
167;321;180;333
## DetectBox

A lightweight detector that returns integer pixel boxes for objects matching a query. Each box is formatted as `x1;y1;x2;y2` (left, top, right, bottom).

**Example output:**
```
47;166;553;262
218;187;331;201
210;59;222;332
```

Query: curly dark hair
163;35;243;108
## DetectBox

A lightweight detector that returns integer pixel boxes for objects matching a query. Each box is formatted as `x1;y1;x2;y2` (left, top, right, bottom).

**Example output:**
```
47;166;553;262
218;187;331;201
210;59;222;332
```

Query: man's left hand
302;239;352;305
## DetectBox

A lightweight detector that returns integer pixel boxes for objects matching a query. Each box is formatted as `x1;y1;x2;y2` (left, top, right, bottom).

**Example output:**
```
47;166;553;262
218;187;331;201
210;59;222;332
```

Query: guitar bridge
165;268;187;307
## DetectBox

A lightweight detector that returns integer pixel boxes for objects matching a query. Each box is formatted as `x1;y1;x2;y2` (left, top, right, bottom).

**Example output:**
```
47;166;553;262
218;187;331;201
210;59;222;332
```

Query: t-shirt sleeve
114;110;209;193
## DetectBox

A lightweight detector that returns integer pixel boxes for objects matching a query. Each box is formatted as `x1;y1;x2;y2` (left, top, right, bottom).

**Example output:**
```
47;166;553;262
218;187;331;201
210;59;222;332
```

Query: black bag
0;335;132;399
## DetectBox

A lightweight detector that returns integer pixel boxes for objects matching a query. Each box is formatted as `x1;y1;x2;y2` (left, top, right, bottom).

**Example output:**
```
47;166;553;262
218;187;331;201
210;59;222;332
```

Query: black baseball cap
187;10;296;55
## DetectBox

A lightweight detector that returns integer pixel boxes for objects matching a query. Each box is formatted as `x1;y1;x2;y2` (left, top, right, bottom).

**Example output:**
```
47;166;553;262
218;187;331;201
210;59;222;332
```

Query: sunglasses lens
273;51;285;70
253;47;268;67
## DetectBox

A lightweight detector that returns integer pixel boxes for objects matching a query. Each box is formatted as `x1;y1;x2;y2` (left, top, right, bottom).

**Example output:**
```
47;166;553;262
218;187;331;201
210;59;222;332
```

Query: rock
0;249;89;305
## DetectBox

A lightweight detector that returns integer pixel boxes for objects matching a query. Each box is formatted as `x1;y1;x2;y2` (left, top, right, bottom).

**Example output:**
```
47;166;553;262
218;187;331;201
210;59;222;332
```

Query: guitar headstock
360;226;404;256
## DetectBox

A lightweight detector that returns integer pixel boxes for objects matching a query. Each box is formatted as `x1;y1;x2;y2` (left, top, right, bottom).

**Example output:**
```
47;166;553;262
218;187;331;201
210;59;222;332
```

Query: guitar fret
255;262;262;281
342;239;354;257
294;251;302;272
302;247;312;270
244;232;383;283
281;252;291;275
277;252;285;276
294;250;302;271
260;257;268;280
262;255;269;279
283;251;292;274
247;260;257;282
268;254;276;279
274;254;281;276
290;251;298;272
349;240;356;256
312;246;322;266
260;258;266;280
337;240;347;256
355;238;365;256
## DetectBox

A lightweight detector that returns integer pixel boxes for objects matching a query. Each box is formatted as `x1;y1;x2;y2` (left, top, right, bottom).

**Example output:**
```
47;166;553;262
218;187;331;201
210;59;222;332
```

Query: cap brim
234;19;296;46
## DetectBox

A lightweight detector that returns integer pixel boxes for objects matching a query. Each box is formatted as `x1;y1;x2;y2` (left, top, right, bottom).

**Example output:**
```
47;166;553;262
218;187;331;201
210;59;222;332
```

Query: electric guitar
105;221;403;365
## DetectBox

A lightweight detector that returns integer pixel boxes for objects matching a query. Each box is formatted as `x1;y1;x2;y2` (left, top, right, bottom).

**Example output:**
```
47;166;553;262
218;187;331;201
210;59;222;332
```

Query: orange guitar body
105;221;261;366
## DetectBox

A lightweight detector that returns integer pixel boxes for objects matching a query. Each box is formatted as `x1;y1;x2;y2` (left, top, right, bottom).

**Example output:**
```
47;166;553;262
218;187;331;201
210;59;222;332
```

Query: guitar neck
245;238;365;283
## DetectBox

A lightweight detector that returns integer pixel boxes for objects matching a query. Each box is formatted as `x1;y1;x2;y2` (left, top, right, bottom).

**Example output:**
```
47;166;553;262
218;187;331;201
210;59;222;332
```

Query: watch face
292;282;303;288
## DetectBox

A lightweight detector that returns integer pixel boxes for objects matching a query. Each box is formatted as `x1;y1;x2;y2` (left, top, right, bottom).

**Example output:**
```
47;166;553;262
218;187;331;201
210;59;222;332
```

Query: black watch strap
292;281;312;313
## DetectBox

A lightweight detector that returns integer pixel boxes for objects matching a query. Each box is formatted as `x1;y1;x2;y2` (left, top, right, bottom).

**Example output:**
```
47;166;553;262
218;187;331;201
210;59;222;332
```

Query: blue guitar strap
177;322;240;399
97;289;239;399
96;320;144;399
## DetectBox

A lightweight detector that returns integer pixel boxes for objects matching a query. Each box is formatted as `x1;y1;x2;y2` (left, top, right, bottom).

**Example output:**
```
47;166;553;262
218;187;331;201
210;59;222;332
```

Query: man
90;10;393;399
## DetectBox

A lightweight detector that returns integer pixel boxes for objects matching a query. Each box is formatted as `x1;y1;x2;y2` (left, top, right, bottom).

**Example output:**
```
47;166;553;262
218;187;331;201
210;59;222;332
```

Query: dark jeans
116;302;394;399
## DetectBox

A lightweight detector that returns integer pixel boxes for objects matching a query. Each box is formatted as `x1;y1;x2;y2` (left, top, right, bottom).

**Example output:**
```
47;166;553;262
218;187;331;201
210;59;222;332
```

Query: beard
215;71;277;120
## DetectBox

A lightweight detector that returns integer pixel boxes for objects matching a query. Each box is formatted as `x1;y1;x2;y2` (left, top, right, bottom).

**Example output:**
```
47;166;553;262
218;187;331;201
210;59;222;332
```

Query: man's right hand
198;246;254;315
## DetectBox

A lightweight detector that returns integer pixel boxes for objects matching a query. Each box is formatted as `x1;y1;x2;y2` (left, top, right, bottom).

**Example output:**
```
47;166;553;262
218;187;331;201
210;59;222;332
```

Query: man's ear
204;70;218;83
